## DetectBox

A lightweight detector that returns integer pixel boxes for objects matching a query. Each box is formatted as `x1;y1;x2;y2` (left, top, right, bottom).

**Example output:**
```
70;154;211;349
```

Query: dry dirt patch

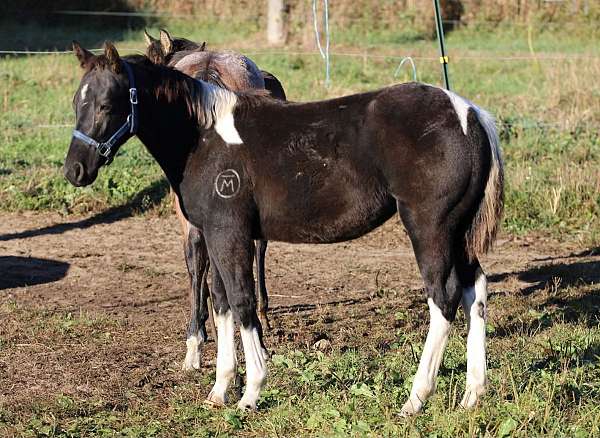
0;212;598;413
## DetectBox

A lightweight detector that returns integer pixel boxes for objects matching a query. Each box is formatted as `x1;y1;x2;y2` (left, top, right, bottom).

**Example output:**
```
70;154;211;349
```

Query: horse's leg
458;258;488;408
182;226;210;371
255;239;271;331
206;284;217;342
398;207;462;416
205;266;237;406
209;235;268;410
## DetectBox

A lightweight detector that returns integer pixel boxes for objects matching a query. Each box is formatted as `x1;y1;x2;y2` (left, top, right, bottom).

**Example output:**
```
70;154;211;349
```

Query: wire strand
312;0;330;86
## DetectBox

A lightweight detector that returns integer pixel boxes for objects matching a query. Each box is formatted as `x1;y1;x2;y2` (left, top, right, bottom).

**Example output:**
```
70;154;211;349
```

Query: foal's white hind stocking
206;310;237;406
460;269;488;408
401;298;451;416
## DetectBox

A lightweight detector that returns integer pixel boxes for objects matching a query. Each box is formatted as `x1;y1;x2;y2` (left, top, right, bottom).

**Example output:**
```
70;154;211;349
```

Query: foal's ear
159;29;173;54
143;29;157;46
200;41;206;51
104;41;121;73
72;41;94;69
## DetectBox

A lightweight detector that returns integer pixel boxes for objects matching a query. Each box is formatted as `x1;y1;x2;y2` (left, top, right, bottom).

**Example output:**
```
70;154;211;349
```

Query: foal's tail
465;105;504;261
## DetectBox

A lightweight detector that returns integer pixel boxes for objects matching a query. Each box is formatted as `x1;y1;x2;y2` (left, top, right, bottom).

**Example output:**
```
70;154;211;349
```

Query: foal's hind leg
458;259;488;408
255;239;271;331
398;210;463;416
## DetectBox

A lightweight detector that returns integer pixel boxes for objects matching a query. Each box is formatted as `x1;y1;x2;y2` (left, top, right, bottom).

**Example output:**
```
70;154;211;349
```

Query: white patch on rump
441;88;471;135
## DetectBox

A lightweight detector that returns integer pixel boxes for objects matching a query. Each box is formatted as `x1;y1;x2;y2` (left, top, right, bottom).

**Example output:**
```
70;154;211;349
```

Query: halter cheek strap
71;61;139;165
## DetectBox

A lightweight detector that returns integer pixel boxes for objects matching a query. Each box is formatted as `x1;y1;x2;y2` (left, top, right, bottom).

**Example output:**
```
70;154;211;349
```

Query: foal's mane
124;54;244;131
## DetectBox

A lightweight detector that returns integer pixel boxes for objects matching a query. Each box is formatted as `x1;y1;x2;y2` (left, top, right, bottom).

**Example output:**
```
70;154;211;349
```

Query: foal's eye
99;104;112;112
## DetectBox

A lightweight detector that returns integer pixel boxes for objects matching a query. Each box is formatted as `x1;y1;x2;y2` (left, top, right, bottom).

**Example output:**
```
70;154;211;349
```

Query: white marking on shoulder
197;81;243;145
215;112;243;144
441;88;471;135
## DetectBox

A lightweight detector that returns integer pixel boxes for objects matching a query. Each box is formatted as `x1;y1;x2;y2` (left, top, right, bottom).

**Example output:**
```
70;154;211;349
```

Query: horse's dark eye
99;104;111;112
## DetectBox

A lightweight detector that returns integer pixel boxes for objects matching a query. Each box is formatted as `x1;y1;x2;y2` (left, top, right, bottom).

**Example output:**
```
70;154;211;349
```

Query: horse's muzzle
63;162;87;187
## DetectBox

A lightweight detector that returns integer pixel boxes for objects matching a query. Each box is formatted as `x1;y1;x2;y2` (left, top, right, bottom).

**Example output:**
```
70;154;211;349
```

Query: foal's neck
134;61;202;189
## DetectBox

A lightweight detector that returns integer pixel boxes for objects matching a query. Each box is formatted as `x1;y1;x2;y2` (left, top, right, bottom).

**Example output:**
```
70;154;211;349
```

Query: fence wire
1;13;598;134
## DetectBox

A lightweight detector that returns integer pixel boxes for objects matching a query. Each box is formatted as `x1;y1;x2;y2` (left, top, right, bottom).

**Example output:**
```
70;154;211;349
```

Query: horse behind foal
64;44;503;413
144;29;286;100
144;30;286;371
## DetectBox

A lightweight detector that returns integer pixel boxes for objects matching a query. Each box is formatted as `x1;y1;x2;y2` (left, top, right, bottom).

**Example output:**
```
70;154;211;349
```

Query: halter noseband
72;61;138;165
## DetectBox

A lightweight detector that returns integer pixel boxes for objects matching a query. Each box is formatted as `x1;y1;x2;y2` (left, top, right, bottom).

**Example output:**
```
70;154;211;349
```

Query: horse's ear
143;29;157;46
159;29;173;54
200;41;206;51
104;41;121;73
72;40;94;69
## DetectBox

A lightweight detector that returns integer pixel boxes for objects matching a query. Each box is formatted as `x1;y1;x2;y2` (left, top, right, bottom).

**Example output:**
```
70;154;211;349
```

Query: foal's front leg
206;269;238;406
209;236;268;410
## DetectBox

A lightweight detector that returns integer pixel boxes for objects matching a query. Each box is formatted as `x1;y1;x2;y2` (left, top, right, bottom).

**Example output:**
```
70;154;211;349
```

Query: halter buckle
129;88;138;105
97;143;112;158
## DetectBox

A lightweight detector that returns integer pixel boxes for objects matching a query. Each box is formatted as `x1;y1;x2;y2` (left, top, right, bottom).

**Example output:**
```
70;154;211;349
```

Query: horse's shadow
489;252;600;335
490;257;600;296
0;256;69;290
0;178;169;242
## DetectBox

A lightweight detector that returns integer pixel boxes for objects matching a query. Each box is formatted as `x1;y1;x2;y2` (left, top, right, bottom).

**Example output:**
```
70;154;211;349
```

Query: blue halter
72;61;139;165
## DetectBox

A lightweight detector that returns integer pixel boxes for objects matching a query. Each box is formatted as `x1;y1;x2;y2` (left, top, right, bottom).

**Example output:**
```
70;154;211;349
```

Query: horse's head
144;29;205;65
64;41;137;187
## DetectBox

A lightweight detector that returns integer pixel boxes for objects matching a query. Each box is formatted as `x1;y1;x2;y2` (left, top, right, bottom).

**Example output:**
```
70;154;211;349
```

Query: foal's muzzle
63;161;96;187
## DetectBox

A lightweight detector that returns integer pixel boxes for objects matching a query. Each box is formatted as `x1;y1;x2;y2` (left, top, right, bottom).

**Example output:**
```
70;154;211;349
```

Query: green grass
2;20;598;242
1;282;599;437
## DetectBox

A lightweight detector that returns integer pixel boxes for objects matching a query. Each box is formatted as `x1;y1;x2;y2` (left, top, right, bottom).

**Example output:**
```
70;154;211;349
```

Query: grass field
1;15;599;437
1;19;598;241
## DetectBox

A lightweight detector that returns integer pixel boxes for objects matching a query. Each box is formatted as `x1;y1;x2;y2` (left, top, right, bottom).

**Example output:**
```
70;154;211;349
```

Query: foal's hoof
205;391;227;408
182;338;202;371
237;399;257;411
460;384;486;409
400;399;423;417
259;313;272;332
182;353;201;371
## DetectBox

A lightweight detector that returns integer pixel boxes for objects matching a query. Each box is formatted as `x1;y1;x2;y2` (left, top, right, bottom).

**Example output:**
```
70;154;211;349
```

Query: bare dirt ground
0;211;598;416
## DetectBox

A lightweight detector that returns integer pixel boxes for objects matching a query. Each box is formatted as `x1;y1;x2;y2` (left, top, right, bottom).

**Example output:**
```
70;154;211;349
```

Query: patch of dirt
0;211;598;413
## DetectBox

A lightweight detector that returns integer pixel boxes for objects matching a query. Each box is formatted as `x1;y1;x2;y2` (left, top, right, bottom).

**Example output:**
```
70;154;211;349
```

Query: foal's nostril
64;162;86;185
73;162;84;183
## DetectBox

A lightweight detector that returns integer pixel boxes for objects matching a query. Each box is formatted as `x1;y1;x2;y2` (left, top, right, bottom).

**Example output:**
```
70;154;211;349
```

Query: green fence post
433;0;451;90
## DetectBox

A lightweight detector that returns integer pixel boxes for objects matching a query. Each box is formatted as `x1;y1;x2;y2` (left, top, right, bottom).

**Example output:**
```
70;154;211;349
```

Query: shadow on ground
490;258;600;296
0;256;69;290
0;178;170;242
490;256;600;336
